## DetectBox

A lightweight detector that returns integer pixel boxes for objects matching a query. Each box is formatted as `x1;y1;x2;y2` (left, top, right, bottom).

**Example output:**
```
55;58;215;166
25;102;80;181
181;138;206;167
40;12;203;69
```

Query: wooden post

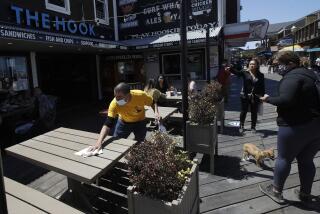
0;151;8;214
206;24;210;83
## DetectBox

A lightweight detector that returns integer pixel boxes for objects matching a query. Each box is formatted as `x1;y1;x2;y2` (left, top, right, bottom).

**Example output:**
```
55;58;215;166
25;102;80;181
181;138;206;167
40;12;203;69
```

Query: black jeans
273;118;320;193
240;97;259;129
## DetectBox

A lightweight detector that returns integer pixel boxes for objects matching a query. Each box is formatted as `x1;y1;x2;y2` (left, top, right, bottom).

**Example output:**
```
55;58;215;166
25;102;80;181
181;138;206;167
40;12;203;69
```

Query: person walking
229;58;265;134
91;83;160;151
259;51;320;205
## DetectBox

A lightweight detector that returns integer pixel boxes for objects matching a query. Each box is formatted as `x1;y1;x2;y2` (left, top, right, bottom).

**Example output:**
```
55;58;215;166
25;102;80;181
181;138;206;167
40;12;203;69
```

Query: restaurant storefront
0;1;119;106
112;0;222;87
0;0;242;104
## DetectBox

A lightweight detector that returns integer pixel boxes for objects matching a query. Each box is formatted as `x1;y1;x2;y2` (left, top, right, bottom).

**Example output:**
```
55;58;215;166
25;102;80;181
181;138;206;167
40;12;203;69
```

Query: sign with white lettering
191;0;213;16
117;0;217;40
0;24;122;49
132;37;209;50
105;54;143;60
0;4;113;40
10;5;96;37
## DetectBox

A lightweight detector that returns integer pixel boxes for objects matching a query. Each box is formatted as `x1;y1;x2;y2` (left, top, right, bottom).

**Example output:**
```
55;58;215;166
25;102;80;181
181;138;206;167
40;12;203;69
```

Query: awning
279;45;305;52
307;47;320;52
121;27;221;50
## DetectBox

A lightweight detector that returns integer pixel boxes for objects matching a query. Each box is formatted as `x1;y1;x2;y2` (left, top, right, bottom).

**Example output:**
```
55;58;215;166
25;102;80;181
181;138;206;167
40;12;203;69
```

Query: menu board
118;0;217;40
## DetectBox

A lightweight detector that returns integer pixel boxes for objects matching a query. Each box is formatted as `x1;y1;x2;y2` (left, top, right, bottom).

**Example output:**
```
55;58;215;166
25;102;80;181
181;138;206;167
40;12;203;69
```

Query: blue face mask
116;99;127;106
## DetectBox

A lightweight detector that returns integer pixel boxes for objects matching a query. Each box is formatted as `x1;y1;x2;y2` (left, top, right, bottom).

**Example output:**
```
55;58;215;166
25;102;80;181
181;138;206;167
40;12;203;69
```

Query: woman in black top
155;75;169;94
230;59;265;133
259;51;320;205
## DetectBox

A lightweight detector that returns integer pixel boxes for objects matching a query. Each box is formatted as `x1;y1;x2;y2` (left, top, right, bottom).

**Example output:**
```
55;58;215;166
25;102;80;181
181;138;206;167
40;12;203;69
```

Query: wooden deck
198;73;320;214
3;71;320;213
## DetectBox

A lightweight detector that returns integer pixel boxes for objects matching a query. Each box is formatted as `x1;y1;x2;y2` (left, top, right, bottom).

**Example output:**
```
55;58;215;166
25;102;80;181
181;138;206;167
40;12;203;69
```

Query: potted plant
202;81;225;133
126;131;199;214
186;81;223;174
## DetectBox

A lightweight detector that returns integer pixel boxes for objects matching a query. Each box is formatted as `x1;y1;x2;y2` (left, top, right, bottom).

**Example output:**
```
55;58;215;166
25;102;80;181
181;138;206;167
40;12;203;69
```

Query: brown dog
242;143;275;167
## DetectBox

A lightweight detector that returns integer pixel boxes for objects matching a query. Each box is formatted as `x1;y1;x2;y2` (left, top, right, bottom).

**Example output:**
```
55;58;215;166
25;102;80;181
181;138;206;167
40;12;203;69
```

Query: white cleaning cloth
74;147;103;158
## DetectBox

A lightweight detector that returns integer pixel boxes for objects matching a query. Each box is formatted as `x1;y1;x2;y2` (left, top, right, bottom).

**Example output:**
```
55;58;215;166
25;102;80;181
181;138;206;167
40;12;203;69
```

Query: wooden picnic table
5;127;136;213
165;94;182;102
6;127;136;184
4;177;84;214
145;106;178;121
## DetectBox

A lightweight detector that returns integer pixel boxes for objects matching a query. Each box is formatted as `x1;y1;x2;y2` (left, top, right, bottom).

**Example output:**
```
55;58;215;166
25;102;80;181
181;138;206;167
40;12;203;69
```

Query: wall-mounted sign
224;19;269;43
133;37;211;50
0;24;120;49
0;4;114;40
191;0;213;16
145;54;158;62
105;54;143;60
117;0;217;40
248;21;269;40
10;5;96;37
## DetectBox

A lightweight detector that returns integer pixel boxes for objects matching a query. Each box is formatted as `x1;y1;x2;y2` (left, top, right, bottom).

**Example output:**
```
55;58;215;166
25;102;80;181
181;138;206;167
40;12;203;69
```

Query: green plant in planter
188;81;222;125
126;131;193;202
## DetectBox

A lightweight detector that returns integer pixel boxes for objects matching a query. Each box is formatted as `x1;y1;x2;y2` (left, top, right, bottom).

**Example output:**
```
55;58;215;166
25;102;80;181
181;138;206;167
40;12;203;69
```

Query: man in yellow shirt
91;82;160;150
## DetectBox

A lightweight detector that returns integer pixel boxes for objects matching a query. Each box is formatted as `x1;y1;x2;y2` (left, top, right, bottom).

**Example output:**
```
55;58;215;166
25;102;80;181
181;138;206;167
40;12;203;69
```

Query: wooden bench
5;127;137;213
169;112;183;122
5;177;83;214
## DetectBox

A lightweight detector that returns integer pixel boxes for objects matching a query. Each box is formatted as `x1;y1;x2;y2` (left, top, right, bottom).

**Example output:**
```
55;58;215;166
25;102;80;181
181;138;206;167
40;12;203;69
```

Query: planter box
127;163;199;214
216;98;225;134
186;119;217;174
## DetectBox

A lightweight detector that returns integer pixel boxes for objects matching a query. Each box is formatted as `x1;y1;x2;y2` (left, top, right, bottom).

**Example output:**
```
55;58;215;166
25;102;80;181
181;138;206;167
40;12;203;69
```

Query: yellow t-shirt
108;90;153;122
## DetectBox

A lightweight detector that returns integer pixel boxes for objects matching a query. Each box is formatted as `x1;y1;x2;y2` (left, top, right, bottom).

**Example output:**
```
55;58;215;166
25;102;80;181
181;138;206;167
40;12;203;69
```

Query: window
0;56;29;92
94;0;109;25
161;51;205;81
45;0;70;15
117;61;134;82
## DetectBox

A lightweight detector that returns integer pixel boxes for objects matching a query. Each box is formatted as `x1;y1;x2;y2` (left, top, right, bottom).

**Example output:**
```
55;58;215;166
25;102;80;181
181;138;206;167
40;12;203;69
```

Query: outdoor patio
3;71;320;213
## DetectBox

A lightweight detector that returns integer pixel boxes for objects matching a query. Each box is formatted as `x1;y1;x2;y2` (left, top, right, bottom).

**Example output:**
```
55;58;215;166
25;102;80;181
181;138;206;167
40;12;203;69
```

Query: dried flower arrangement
188;81;222;125
202;81;223;104
126;131;193;202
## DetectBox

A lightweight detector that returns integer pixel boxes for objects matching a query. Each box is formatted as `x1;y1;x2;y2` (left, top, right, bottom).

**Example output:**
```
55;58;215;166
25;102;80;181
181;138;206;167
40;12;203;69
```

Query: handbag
248;88;255;104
